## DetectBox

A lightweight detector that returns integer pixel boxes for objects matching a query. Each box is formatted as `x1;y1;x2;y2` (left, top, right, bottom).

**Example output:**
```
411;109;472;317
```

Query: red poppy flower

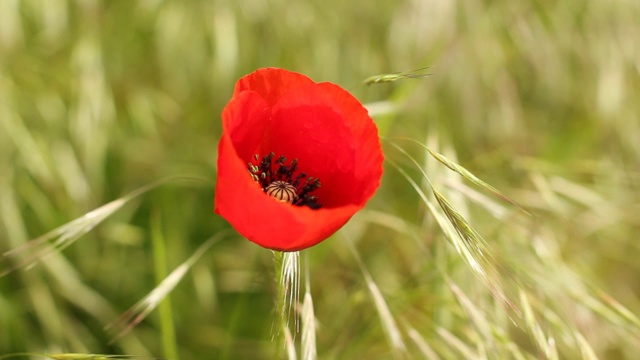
214;68;383;251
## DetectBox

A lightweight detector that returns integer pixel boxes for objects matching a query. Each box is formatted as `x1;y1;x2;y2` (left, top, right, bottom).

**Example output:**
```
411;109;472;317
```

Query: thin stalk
273;250;301;359
151;211;179;360
273;250;285;358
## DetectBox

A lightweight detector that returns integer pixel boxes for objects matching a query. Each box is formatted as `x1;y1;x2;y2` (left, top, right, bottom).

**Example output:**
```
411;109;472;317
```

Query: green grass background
1;0;639;359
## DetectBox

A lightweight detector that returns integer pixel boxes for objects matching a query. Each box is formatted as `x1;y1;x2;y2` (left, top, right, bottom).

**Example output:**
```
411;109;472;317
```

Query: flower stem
273;250;286;358
273;250;301;358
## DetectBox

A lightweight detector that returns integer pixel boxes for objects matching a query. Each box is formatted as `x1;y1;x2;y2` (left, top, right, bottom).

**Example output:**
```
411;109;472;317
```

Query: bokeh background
1;0;639;359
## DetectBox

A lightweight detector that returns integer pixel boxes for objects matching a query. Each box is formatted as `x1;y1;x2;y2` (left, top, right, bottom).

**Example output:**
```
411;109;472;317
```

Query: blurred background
1;0;639;358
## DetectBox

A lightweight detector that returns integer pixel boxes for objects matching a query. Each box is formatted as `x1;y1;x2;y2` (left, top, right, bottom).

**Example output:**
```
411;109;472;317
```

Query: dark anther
248;153;322;209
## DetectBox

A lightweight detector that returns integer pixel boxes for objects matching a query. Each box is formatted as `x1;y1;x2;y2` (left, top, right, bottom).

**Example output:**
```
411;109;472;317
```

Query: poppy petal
215;68;383;251
234;67;315;108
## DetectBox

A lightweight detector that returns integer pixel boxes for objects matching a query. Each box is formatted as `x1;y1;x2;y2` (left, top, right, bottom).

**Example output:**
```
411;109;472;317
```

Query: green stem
273;250;285;359
151;211;179;360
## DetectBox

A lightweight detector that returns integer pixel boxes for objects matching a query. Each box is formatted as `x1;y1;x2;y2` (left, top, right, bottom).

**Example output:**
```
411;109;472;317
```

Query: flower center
248;152;322;209
265;181;297;203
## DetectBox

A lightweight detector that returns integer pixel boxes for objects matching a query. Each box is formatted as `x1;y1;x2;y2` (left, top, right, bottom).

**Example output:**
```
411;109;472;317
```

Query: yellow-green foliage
1;0;639;359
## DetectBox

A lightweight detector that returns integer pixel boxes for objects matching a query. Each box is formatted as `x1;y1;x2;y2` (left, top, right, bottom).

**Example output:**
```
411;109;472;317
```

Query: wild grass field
1;0;639;359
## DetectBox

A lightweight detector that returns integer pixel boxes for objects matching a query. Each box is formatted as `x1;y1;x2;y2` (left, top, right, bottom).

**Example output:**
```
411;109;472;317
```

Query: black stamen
248;153;322;209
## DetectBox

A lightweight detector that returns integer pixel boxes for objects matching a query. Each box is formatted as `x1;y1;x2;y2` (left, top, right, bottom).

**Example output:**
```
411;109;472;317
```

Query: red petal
215;68;383;251
261;82;382;208
234;68;315;108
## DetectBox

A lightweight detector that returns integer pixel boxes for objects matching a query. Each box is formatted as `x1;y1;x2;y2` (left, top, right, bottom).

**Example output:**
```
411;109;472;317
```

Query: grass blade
284;324;297;360
301;255;317;360
433;189;514;311
150;212;178;360
519;289;557;359
392;138;529;215
0;198;127;277
406;326;441;360
106;232;225;343
436;327;478;360
363;67;431;86
0;355;166;360
345;235;406;357
0;177;182;277
388;144;518;316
